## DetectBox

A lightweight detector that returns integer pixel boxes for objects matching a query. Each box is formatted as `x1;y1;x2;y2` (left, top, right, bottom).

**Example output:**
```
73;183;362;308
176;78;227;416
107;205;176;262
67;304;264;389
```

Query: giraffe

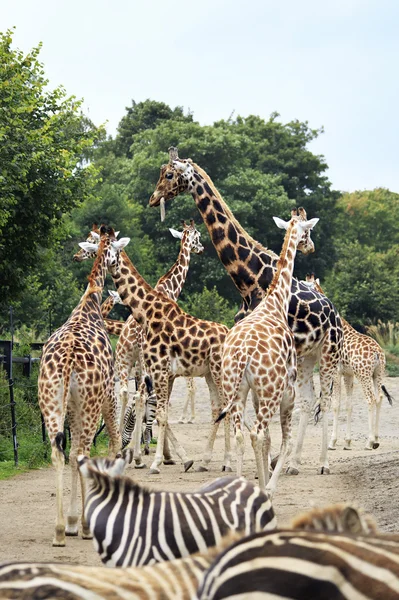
38;226;128;546
74;230;231;475
218;209;318;492
305;274;394;451
179;376;197;423
100;290;123;319
115;220;204;435
149;147;343;476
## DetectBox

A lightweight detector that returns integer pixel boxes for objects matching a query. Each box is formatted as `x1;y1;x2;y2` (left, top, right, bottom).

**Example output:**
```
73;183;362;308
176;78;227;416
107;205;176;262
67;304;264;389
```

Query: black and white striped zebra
77;455;276;568
0;534;239;600
197;527;399;599
122;375;157;454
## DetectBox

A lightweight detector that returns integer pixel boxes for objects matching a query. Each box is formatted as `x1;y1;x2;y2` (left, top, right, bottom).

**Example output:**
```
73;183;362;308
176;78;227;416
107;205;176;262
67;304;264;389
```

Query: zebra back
197;528;399;599
0;533;241;600
78;457;276;567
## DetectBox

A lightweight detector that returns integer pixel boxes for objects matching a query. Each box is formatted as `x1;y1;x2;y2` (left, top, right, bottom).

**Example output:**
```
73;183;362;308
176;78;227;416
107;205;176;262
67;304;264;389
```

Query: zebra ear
77;455;90;479
341;506;363;533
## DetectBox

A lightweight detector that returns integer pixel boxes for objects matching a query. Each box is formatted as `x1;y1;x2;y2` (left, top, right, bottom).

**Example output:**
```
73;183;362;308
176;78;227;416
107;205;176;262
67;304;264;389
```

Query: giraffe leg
126;388;146;468
267;385;294;495
188;378;196;423
65;412;81;537
51;442;66;546
287;355;316;475
329;367;342;450
360;377;378;450
196;373;221;471
316;343;340;475
250;426;266;491
178;377;190;423
343;372;354;449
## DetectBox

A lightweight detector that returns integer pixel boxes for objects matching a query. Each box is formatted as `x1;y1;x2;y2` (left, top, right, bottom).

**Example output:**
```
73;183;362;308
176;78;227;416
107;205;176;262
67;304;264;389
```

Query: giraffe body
38;227;128;546
74;229;231;475
220;211;318;493
305;275;393;451
149;149;343;475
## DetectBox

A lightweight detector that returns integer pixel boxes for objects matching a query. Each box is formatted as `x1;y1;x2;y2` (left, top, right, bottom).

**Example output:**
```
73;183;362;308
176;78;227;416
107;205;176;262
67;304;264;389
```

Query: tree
0;29;104;309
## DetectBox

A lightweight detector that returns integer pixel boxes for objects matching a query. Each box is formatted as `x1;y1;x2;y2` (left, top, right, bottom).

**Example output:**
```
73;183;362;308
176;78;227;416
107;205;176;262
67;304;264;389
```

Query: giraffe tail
382;385;394;406
215;350;247;423
55;340;75;459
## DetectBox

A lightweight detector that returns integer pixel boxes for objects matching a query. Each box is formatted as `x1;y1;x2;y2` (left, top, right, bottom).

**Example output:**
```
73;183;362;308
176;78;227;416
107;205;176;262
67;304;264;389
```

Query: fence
0;340;48;467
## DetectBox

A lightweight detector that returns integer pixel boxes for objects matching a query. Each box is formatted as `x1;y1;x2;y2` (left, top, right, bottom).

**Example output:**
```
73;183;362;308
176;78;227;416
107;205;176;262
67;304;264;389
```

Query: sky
2;0;399;193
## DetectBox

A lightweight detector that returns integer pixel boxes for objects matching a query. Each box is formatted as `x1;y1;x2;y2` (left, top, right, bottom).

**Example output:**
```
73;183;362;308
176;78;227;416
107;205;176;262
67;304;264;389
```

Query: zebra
197;505;399;600
122;375;157;455
77;454;276;568
0;533;240;600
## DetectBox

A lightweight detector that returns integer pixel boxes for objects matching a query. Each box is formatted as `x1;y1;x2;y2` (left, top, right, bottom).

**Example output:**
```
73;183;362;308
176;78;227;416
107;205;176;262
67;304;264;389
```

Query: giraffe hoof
195;465;209;473
319;466;330;475
343;446;352;451
373;442;380;450
286;466;299;476
328;446;337;451
52;539;66;547
134;462;147;469
148;467;161;475
222;465;233;472
65;526;78;537
163;458;177;465
82;532;93;540
364;445;373;451
184;460;194;472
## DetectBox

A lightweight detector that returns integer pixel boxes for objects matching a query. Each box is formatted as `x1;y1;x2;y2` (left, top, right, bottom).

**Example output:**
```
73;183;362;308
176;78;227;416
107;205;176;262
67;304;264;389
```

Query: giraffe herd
36;146;393;555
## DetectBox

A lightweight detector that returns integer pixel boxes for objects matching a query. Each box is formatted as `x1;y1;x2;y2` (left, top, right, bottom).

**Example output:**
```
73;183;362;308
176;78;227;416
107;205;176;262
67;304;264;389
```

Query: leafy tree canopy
0;29;104;308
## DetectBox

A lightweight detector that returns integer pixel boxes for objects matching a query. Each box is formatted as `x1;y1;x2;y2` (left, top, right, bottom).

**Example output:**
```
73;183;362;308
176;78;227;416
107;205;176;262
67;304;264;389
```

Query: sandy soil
0;375;398;566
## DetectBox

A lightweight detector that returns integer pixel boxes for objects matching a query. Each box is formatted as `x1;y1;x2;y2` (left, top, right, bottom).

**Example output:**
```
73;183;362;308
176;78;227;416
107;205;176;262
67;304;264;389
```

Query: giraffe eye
165;173;173;180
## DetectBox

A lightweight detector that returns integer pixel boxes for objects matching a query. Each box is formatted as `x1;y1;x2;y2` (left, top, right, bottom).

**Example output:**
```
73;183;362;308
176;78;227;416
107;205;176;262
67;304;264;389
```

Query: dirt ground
0;375;398;566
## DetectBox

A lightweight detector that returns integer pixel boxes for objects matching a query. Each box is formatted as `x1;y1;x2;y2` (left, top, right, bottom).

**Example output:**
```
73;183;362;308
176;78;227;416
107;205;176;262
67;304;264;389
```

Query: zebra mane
78;456;153;496
291;503;378;535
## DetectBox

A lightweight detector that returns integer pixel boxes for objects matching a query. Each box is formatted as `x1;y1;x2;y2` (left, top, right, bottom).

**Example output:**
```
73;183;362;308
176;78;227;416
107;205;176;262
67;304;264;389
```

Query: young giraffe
115;220;204;433
149;147;343;476
218;209;318;492
38;226;128;546
100;290;123;319
305;273;394;451
74;233;231;475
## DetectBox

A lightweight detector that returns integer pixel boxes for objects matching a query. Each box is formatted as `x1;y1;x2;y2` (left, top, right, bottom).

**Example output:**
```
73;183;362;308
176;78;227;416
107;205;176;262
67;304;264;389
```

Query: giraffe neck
256;221;299;319
110;252;176;330
155;234;191;301
100;296;115;318
184;163;277;298
75;244;108;317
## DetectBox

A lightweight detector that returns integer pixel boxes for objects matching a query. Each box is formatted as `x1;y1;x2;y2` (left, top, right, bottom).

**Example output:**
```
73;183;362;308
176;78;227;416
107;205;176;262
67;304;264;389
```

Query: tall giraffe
218;209;318;492
149;147;343;475
305;274;394;451
74;232;230;475
115;220;204;434
38;226;128;546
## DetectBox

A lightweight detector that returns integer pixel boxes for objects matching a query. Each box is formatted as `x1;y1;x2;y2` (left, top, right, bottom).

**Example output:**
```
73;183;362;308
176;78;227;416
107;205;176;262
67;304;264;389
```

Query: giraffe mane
191;162;279;261
263;219;296;302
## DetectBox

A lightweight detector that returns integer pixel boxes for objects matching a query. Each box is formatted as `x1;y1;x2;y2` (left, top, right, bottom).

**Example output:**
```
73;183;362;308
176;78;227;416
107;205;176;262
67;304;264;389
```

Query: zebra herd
0;454;399;599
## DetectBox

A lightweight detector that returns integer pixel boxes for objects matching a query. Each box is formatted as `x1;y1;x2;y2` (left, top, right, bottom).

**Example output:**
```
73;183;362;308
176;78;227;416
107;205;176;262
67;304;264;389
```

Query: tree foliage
0;39;396;335
0;29;104;309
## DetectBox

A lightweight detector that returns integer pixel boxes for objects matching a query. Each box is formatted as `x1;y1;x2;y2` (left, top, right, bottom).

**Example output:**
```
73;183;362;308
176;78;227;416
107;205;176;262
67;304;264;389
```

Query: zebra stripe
122;375;156;454
196;529;399;599
0;534;239;600
78;456;276;568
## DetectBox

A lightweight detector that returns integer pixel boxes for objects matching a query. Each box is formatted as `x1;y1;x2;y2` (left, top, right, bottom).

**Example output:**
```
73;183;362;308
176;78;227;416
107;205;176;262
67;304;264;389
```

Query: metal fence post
9;378;18;467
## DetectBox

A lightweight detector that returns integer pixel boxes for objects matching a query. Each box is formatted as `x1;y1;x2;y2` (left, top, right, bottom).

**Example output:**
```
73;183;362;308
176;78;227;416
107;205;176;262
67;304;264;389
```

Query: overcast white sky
2;0;398;193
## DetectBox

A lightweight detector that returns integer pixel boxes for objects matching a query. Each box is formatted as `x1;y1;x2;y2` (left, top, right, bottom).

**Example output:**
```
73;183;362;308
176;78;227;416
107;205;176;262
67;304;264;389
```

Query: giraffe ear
301;218;319;231
114;231;120;238
79;242;98;253
273;217;290;230
169;228;183;239
111;237;130;250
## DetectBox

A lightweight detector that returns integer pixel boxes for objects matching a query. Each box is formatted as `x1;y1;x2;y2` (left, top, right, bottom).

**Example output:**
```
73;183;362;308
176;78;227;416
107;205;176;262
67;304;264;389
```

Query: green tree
0;29;104;309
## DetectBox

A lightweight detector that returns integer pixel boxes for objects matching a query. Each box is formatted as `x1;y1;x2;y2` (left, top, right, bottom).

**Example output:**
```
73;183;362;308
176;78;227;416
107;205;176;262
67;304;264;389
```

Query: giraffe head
273;208;319;255
149;147;195;218
169;219;204;254
73;225;130;273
